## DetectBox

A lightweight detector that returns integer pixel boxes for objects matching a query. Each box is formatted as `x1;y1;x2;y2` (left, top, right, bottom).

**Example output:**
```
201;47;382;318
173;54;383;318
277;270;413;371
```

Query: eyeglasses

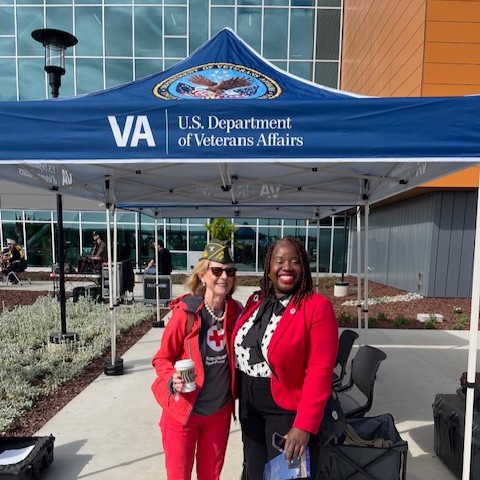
209;267;237;277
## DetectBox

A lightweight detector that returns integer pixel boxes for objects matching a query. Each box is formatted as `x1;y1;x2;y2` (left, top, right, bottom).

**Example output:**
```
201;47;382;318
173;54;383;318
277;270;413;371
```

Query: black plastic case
0;436;54;479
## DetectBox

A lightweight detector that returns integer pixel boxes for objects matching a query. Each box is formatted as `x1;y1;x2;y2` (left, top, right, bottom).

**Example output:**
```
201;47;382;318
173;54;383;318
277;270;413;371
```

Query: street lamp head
31;28;78;98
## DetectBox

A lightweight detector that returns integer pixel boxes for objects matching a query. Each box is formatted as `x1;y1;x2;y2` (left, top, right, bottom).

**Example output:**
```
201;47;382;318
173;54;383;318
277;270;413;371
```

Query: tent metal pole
104;204;123;375
155;220;161;324
461;178;480;479
56;193;67;335
356;206;362;344
363;202;370;345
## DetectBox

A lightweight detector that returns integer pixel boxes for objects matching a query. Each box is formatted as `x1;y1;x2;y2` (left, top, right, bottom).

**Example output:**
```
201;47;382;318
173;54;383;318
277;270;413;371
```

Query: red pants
160;403;231;480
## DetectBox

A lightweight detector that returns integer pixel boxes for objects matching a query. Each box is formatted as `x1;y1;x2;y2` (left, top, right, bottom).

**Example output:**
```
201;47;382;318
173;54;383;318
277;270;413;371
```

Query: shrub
424;315;437;329
393;315;408;328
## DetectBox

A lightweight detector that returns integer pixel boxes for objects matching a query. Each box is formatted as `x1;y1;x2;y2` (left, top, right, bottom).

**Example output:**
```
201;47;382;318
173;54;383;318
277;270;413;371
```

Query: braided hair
260;236;313;305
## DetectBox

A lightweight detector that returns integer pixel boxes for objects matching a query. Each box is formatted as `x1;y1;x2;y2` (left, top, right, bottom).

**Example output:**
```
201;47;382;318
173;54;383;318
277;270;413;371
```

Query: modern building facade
0;0;342;101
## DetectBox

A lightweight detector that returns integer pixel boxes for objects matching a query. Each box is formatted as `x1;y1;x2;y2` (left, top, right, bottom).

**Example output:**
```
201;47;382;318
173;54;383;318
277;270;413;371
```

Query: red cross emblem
207;327;225;352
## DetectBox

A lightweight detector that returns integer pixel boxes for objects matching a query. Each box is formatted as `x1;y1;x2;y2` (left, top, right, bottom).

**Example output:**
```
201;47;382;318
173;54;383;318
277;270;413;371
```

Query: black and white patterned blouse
234;296;292;377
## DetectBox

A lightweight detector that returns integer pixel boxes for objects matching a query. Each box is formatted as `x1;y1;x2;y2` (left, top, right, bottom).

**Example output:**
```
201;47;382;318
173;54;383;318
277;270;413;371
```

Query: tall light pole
31;28;78;344
31;28;77;98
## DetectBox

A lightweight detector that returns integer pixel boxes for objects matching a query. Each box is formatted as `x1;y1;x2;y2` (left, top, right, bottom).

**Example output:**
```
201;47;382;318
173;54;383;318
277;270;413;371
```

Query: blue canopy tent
0;28;479;477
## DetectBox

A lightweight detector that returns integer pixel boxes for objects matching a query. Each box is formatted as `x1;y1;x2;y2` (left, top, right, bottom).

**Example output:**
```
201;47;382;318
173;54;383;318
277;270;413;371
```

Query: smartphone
272;432;286;452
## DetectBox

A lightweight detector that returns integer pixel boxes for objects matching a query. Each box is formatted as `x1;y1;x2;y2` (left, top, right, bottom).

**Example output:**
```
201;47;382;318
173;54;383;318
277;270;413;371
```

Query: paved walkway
3;279;473;479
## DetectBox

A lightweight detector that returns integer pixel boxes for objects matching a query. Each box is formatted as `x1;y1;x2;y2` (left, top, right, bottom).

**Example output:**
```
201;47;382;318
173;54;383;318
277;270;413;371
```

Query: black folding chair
333;329;359;387
336;345;387;418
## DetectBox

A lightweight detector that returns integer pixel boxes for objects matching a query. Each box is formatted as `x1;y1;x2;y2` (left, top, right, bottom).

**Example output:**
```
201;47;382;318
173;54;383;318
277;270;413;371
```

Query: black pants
239;372;319;480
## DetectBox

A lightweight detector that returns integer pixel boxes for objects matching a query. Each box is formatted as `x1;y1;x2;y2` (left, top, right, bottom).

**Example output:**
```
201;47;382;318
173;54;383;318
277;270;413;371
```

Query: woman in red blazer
232;236;338;480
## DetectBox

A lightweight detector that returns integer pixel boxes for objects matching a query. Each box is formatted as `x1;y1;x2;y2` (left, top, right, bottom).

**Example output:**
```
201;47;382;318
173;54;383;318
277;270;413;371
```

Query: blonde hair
184;259;237;297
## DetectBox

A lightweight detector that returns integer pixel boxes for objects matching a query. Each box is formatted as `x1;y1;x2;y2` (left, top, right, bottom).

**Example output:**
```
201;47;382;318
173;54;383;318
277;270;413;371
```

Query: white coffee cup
174;358;196;392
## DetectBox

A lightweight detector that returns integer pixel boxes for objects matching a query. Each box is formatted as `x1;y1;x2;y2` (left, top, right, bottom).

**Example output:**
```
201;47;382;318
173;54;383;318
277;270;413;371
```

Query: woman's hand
172;372;184;393
284;427;310;461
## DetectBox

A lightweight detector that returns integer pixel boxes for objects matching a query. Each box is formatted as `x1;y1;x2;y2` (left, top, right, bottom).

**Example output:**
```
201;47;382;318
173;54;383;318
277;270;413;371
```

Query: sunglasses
209;267;237;277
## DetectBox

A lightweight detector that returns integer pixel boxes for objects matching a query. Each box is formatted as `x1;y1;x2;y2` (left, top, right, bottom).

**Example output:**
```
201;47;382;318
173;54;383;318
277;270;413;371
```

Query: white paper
0;445;35;465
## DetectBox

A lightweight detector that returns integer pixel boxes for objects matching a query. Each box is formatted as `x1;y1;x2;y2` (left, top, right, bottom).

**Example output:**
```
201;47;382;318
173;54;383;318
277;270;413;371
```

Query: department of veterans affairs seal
153;63;281;100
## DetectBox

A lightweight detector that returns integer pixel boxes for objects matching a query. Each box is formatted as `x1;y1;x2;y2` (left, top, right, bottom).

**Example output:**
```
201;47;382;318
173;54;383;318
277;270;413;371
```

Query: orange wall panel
342;0;426;96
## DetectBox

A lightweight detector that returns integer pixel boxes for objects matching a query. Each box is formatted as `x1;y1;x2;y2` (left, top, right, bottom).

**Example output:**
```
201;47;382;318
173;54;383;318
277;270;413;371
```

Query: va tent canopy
0;28;477;217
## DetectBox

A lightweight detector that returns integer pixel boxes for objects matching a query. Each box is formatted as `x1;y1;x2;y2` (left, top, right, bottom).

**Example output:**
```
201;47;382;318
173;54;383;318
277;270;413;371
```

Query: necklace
204;300;226;323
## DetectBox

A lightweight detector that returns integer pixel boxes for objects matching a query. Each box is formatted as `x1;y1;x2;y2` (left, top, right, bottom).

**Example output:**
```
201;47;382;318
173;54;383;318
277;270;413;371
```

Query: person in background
151;239;242;480
145;239;172;275
232;236;338;480
90;231;107;261
1;238;24;284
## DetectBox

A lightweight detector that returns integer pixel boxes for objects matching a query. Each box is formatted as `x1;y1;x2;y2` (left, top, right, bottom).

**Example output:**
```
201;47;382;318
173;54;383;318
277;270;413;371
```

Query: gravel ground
1;276;474;437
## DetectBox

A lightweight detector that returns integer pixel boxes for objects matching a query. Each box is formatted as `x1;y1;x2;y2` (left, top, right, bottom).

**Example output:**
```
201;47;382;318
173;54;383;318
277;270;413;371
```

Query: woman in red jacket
152;239;242;480
232;236;338;480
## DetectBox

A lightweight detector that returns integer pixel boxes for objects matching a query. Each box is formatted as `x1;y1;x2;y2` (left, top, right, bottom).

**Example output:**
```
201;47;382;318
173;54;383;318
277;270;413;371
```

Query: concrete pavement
4;279;475;479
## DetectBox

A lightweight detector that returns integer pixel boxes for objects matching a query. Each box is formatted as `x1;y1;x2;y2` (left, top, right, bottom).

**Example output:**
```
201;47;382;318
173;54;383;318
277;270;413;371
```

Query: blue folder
262;447;311;480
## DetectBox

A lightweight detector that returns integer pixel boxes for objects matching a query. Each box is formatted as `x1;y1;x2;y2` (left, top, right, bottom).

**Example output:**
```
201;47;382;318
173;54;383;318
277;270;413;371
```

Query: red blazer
231;292;338;434
152;294;242;425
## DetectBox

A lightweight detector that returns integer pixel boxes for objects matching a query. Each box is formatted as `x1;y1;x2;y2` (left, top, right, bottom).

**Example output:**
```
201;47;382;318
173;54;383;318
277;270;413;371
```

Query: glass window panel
81;212;106;222
117;224;136;261
53;212;79;221
76;0;100;4
271;60;287;71
26;222;53;267
283;227;306;243
290;8;314;60
164;36;187;58
263;8;288;59
0;211;23;221
105;7;133;57
319;0;341;6
265;0;288;5
135;7;163;57
76;7;103;57
211;6;235;33
316;9;340;60
166;224;187;250
2;223;23;247
293;0;314;5
188;0;208;51
105;59;133;88
314;61;338;88
0;7;14;33
165;0;186;4
212;0;234;5
18;58;46;100
165;58;181;69
0;58;16;100
136;59;162;80
46;0;72;4
164;7;187;36
172;252;186;269
289;61;312;81
60;57;75;96
16;0;43;4
239;0;261;5
63;222;80;266
77;58;104;94
45;7;73;33
24;211;52;222
237;8;261;53
189;226;207;251
116;212;136;222
318;228;331;272
0;36;15;56
332;227;348;274
234;218;257;226
284;219;305;226
17;7;44;56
